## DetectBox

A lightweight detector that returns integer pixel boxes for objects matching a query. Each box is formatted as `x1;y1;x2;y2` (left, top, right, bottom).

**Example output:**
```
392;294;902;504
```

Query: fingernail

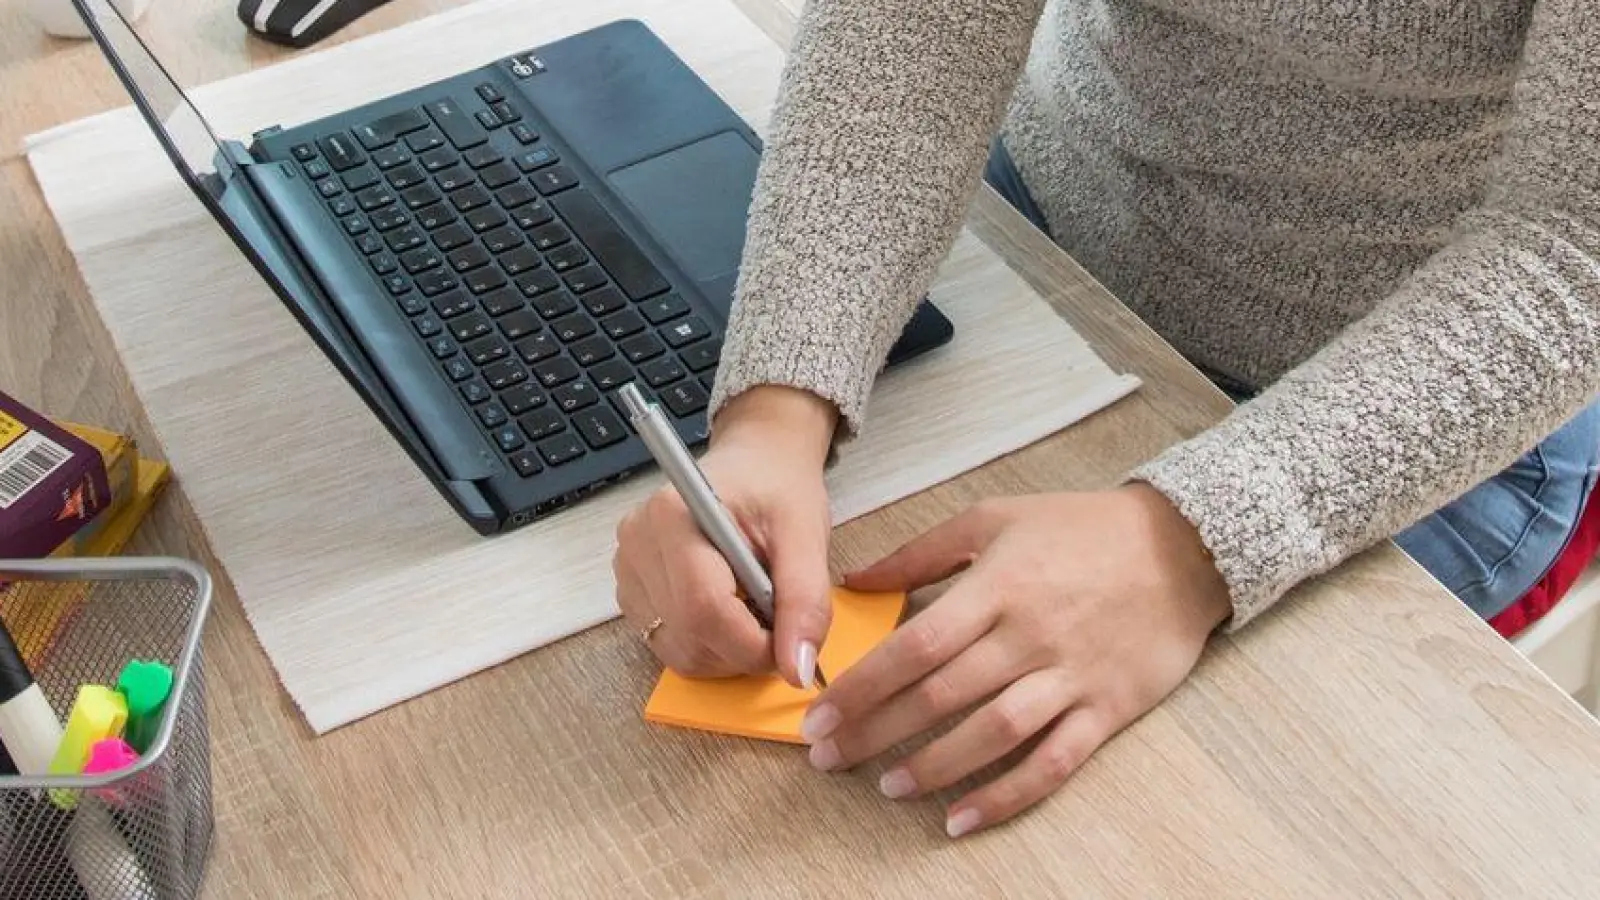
878;767;916;800
945;808;981;839
796;640;818;690
808;739;842;771
800;702;840;743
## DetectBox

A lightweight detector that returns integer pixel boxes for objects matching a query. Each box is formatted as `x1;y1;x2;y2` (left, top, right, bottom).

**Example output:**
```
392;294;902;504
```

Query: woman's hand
614;386;839;688
800;484;1232;837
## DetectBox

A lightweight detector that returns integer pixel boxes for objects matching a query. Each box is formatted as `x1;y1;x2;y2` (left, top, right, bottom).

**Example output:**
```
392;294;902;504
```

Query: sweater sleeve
1132;1;1600;629
707;0;1047;435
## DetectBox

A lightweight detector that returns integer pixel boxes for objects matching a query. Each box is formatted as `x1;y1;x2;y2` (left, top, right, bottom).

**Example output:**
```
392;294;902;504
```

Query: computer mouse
237;0;390;48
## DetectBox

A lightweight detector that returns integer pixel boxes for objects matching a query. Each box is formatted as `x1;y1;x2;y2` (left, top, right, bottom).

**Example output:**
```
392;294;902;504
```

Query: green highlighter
116;659;173;754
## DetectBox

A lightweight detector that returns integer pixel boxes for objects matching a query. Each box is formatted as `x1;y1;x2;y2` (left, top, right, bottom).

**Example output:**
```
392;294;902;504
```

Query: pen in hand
619;383;827;688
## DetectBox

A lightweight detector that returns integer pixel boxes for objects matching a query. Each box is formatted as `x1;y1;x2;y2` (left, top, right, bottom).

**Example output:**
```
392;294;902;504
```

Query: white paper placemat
25;0;1139;733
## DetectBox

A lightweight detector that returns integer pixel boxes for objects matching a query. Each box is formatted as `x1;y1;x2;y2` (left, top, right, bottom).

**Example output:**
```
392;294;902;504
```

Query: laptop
71;0;954;535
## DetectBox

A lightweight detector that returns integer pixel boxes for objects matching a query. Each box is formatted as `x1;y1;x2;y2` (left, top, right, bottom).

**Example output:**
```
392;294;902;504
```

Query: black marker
0;620;62;776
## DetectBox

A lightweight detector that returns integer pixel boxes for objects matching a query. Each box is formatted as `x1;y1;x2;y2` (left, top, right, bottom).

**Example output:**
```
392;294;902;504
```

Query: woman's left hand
802;483;1232;838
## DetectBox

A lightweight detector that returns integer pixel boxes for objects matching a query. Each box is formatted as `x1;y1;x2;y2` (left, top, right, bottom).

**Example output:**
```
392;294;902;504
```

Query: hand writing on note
615;386;838;688
802;484;1231;838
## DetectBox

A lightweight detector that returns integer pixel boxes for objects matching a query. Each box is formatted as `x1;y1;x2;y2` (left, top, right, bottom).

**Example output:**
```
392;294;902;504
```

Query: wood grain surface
4;0;1600;896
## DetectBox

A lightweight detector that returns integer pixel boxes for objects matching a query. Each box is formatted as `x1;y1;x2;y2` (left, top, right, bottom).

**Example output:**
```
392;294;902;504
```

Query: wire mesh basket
0;557;214;900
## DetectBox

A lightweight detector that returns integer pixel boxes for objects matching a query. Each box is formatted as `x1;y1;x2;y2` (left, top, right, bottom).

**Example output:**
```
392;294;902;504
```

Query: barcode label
0;431;71;509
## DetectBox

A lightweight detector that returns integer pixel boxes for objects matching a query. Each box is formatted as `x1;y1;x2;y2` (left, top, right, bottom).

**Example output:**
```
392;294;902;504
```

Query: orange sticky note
644;586;908;743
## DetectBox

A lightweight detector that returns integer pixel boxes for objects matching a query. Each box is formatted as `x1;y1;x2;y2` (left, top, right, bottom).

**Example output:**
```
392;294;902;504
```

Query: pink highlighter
83;737;140;805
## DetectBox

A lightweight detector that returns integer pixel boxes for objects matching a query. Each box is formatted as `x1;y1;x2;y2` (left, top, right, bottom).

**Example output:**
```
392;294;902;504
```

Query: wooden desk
5;0;1600;896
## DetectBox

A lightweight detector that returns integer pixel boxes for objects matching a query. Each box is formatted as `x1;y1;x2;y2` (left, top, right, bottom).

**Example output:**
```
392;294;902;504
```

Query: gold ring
641;616;664;643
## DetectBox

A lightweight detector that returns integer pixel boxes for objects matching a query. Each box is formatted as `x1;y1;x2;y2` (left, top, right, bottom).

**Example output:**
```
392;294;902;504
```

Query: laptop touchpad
607;130;759;285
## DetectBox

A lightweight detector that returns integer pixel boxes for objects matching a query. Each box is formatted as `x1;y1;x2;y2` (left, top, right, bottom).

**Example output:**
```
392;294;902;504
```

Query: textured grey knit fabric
708;0;1600;628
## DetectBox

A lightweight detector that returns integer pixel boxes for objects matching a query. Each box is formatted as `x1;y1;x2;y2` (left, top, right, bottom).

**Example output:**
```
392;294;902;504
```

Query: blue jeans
984;139;1600;621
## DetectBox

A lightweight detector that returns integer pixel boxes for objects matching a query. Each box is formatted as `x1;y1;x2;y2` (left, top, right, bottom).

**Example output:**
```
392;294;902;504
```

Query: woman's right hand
614;385;839;688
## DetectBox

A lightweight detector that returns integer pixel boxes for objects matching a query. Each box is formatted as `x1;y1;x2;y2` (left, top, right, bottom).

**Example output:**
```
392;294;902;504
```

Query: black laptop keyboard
287;84;719;479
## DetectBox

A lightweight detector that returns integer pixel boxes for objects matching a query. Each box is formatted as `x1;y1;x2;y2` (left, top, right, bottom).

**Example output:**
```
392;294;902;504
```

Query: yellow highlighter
48;684;128;809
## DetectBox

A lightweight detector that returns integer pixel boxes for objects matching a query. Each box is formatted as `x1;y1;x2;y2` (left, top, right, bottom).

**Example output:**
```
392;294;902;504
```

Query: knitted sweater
707;0;1600;628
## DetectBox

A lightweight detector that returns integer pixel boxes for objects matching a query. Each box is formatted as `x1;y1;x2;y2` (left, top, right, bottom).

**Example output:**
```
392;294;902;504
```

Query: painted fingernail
796;640;818;690
800;702;840;743
878;767;916;800
808;739;842;771
945;808;981;839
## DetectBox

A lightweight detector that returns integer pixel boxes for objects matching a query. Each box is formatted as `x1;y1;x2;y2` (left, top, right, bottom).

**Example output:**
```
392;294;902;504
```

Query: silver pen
620;384;828;686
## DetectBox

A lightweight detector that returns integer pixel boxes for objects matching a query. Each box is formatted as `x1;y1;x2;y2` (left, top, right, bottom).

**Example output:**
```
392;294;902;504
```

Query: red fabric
1489;479;1600;638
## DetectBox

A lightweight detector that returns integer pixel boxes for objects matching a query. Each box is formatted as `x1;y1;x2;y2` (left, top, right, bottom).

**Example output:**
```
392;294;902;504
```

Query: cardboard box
0;391;112;559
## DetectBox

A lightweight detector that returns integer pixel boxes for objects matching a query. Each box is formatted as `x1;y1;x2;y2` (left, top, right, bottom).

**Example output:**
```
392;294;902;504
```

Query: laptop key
499;246;541;276
519;408;564;441
466;266;508;295
402;248;442;274
478;405;509;429
483;360;528;390
370;252;398;275
397;293;429;316
491;102;520;124
317;180;344;198
601;308;646;340
571;335;613;367
530;165;578;195
451;312;494;342
328;195;358;217
562;266;606;293
317;132;366;171
533;290;577;320
460;380;491;406
418;144;454;169
589;359;633;392
357;185;397;211
550;191;671;301
465;336;510;365
341;164;380;192
371;145;413;170
451;185;492;213
515;269;559;297
463;145;504;170
512;200;554;230
387;163;427;190
581;286;626;318
435;165;473;193
501;310;543;341
429;335;457;359
448;244;491;273
641;293;689;325
371;207;410;232
493;424;525;453
357;233;385;255
466;207;508;234
416;269;457;296
424;98;487;150
475;83;504;104
501;384;546;415
514;148;559;172
431;222;473;251
534;357;579;388
480;161;520;190
496;182;538;210
292;143;317;162
354;109;428;150
443;358;474;383
662;316;711;348
574;407;627;450
538;433;587;467
552;314;595;343
414;315;443;338
508;449;543;477
661;380;710;418
383;274;411;295
303;159;331;180
528;224;569;251
640;356;686;388
416;203;457;231
401;184;442;211
513;332;558;362
342;216;370;237
482;289;526;318
621;333;664;363
431;291;474;319
680;339;720;372
475;109;502;131
510;123;539;145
